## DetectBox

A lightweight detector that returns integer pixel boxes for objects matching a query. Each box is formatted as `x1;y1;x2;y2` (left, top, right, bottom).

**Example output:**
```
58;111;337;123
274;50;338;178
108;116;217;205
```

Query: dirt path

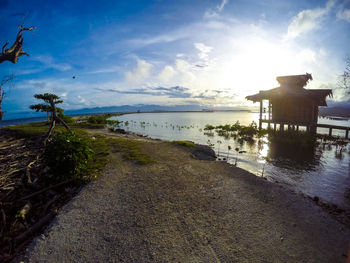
20;135;350;262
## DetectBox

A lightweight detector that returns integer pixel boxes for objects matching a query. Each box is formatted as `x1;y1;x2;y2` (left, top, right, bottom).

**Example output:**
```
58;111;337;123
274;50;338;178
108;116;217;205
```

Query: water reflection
267;139;321;171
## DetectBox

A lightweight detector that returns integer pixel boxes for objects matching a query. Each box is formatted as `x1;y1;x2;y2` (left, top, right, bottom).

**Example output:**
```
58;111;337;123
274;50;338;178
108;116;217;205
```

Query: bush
87;115;107;124
57;108;74;124
44;132;94;183
60;113;74;124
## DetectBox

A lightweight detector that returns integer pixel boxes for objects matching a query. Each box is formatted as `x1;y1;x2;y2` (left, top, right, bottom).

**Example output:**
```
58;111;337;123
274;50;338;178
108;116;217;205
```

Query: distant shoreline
0;110;253;128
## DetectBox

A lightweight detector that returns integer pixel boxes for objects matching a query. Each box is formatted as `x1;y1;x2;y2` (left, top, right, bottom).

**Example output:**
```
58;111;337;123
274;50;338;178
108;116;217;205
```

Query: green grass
107;138;156;164
172;140;195;147
86;135;110;179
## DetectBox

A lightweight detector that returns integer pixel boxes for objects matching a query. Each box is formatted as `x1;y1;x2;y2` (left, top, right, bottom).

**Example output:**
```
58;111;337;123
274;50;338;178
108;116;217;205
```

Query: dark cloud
98;86;192;99
98;86;236;101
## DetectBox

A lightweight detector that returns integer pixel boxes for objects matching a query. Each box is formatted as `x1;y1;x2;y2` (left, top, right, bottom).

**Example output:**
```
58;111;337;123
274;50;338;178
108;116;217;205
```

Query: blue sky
1;0;350;116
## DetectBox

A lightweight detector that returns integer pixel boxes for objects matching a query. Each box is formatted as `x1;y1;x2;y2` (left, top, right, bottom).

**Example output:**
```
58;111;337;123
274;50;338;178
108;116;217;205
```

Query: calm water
110;111;350;209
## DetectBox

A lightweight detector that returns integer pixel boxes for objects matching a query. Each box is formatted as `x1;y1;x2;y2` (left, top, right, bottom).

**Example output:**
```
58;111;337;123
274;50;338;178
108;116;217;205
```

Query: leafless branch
0;26;35;64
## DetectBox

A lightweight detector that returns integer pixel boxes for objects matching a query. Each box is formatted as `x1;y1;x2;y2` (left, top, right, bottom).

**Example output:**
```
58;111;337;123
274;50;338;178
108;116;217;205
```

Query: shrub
44;132;94;183
60;113;74;124
87;115;107;124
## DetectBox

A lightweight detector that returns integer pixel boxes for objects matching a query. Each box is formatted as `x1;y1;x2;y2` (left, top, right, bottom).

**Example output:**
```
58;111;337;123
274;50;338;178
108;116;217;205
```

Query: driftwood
0;26;35;64
14;209;57;245
19;179;74;201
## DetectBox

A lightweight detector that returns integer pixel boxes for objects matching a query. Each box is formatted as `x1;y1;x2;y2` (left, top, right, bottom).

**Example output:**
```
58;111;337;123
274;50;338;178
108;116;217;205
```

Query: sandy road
20;137;350;262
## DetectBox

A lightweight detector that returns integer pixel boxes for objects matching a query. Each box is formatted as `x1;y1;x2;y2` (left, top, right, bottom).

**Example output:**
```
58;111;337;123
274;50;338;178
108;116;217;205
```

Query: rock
191;145;216;161
313;196;319;203
114;128;127;134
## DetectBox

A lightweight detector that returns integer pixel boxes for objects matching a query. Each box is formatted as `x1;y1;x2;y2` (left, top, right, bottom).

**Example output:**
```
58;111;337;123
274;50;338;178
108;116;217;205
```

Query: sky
0;0;350;116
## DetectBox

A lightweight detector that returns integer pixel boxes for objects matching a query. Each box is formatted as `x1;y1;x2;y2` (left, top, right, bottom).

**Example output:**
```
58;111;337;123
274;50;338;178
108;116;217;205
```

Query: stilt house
246;73;333;132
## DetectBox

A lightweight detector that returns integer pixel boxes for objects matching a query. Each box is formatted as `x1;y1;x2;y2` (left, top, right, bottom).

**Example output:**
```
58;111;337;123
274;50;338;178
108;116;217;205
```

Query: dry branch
0;26;35;64
19;179;74;201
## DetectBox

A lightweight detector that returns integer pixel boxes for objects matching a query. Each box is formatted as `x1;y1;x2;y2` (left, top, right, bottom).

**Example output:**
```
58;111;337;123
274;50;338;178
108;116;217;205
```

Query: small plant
217;140;222;156
234;147;240;166
227;145;231;160
44;131;94;183
207;140;214;148
261;156;269;177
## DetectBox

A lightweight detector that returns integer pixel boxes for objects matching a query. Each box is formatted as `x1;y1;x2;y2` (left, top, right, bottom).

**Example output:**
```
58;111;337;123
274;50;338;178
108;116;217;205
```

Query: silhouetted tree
0;25;35;64
0;74;14;120
30;93;71;145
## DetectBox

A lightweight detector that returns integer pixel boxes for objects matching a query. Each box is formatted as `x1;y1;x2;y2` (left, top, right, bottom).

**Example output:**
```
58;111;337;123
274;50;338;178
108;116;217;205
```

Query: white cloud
217;0;228;12
175;59;192;72
337;8;350;22
33;55;72;71
158;65;176;82
77;95;87;104
125;59;153;83
87;66;121;74
204;0;229;18
285;0;335;40
194;43;213;60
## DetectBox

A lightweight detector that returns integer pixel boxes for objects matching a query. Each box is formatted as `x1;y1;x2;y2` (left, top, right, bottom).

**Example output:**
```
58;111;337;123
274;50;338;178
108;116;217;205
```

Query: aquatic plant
227;145;231;160
207;140;214;149
261;156;269;177
204;124;215;131
234;147;240;166
217;140;222;156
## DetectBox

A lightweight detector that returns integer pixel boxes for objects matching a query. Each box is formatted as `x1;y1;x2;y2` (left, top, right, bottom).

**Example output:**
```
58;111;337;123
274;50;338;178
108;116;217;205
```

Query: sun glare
217;38;314;97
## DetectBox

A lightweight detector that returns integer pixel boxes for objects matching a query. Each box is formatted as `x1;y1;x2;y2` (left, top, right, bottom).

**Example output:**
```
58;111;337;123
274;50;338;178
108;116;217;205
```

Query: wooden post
310;125;316;134
346;129;349;139
296;125;299;131
329;128;332;136
280;124;284;131
268;101;271;130
259;100;262;130
274;123;277;132
288;124;291;131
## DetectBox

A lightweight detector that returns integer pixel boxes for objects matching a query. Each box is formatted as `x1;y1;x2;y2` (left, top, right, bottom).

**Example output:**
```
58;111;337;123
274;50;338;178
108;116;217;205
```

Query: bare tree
338;56;350;94
0;25;35;64
0;74;14;120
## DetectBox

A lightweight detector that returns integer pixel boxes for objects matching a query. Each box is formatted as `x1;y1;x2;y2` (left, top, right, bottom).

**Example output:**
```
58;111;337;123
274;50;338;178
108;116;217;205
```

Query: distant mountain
319;101;350;117
3;104;250;121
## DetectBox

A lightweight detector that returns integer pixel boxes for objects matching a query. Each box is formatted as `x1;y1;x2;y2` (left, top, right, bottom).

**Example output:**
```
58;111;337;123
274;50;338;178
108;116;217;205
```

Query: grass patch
107;138;156;164
86;135;110;179
172;140;195;147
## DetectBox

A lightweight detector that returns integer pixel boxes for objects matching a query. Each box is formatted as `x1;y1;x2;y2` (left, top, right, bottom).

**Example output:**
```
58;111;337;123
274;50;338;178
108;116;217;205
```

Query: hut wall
271;98;317;124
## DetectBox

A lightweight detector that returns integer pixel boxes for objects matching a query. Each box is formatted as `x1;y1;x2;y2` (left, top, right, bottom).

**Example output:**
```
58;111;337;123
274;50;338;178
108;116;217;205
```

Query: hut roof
246;73;332;106
246;87;332;106
276;73;312;87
